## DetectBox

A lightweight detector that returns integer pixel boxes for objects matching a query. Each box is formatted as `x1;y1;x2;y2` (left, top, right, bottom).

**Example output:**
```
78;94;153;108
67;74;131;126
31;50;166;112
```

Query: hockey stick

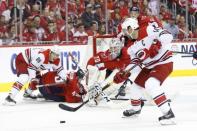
113;63;139;98
58;64;139;111
58;82;113;112
110;97;172;102
181;55;193;58
172;51;194;55
114;79;133;98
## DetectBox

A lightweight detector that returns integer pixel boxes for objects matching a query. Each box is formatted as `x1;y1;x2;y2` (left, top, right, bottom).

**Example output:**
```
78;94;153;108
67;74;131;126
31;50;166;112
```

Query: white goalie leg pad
145;77;171;114
87;65;100;88
98;69;119;97
93;69;119;103
100;69;119;87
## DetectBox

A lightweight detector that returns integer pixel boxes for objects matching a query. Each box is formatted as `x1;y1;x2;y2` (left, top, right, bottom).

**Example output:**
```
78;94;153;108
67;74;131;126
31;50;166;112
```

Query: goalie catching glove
113;70;131;84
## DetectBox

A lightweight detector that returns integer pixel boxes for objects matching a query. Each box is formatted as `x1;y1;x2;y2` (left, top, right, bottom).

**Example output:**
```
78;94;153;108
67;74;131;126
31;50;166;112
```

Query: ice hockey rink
0;76;197;131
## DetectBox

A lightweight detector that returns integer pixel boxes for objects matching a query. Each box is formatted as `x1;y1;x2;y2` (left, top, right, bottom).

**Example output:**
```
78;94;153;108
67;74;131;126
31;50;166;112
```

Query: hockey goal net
92;35;116;56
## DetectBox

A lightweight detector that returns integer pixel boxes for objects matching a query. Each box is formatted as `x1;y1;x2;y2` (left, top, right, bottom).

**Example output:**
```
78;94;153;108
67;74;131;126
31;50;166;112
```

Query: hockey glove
113;70;131;84
76;68;86;79
149;40;161;58
29;78;40;90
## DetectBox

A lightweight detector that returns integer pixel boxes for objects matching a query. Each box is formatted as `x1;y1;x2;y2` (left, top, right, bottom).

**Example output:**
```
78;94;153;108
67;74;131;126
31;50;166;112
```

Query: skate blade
23;97;37;101
2;101;16;106
121;114;139;118
159;118;176;125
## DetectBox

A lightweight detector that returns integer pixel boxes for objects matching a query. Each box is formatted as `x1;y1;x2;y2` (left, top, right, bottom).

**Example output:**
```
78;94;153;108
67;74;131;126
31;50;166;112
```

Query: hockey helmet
121;18;139;39
51;45;61;56
50;45;61;61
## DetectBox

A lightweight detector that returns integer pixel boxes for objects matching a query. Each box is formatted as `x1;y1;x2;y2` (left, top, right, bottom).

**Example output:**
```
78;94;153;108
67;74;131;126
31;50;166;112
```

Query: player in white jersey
4;46;67;105
113;18;175;125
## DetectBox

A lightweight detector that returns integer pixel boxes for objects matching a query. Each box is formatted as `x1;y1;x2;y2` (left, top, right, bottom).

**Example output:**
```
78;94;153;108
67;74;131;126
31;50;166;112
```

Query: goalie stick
58;82;112;112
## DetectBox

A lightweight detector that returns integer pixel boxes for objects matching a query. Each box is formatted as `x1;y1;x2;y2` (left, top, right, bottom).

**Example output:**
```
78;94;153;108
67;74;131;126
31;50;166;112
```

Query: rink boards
0;41;196;92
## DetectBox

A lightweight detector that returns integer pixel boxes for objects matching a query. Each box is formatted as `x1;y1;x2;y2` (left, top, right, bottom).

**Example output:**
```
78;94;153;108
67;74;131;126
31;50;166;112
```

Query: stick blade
58;103;77;112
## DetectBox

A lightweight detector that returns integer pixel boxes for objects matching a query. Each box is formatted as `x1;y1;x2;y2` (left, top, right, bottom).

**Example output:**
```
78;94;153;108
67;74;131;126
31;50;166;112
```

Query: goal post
92;35;116;56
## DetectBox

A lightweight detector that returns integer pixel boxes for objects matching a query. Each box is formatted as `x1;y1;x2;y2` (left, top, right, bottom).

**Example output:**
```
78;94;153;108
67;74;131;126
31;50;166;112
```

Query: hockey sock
10;81;23;98
128;83;143;111
145;77;171;114
131;99;142;111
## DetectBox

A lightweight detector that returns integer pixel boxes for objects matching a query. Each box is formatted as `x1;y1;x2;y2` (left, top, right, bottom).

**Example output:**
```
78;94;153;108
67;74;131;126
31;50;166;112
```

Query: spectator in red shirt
75;0;85;17
59;22;74;41
119;0;129;19
22;24;37;44
159;4;172;22
86;21;98;36
31;3;40;16
0;0;7;16
43;20;60;42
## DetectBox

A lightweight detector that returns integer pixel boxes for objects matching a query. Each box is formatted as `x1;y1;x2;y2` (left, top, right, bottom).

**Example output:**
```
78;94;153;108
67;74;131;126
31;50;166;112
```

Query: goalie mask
121;18;139;39
109;38;123;60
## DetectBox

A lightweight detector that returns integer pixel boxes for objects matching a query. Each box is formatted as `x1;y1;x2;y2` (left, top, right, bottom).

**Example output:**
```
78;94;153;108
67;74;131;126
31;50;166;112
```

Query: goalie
86;38;131;106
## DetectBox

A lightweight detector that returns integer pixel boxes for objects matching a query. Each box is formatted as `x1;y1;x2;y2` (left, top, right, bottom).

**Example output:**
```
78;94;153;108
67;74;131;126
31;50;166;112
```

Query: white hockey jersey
127;24;173;69
21;48;66;80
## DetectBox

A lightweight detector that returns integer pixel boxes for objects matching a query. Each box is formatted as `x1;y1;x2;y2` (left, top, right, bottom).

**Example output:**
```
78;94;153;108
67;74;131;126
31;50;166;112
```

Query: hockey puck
60;120;66;123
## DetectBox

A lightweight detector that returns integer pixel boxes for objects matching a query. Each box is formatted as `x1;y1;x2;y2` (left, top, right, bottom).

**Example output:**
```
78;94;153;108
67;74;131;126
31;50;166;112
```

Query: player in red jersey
4;46;67;105
38;70;86;103
114;18;175;125
86;38;131;106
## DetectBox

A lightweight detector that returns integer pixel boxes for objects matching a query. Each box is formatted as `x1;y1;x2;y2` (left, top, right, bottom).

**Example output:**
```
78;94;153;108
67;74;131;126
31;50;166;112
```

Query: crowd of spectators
0;0;197;45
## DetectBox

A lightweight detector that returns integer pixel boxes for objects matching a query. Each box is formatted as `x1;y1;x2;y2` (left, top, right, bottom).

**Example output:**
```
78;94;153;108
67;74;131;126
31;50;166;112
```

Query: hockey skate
35;93;46;101
158;109;176;125
23;90;37;100
122;101;144;118
3;95;16;106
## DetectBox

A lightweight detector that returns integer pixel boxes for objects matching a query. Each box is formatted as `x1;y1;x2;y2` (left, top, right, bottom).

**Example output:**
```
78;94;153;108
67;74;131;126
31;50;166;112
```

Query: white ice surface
0;76;197;131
